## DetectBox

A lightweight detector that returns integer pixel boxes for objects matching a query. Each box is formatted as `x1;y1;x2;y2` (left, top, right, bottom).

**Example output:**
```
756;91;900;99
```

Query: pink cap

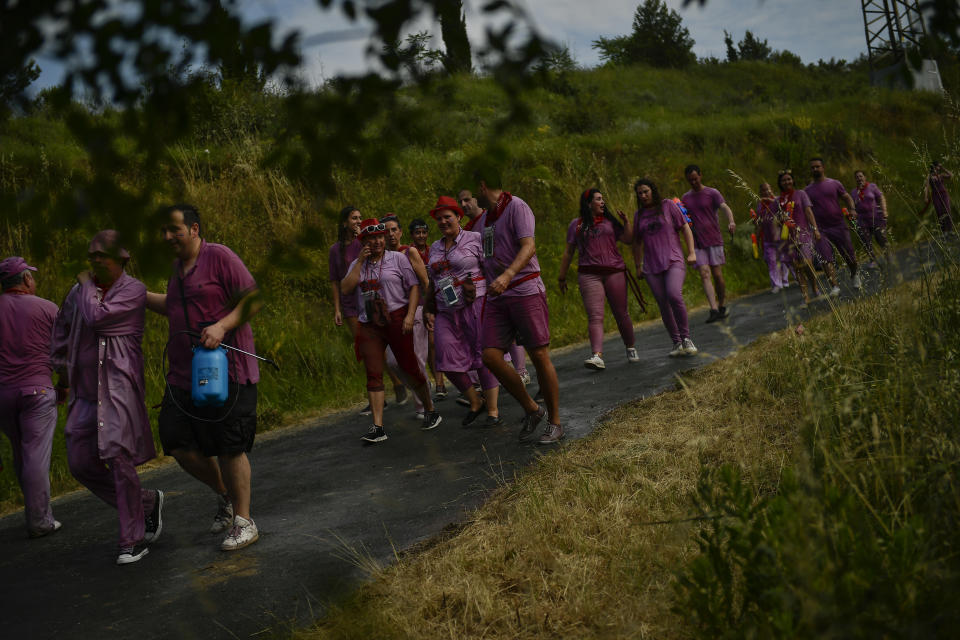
0;256;38;281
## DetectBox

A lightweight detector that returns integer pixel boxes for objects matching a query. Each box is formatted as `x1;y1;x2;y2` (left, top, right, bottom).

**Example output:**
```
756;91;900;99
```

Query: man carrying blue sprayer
146;204;262;551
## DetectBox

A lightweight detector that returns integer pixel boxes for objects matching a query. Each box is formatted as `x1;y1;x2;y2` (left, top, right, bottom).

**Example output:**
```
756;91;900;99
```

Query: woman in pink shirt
342;219;442;443
329;206;363;333
558;188;637;370
851;170;888;267
631;179;698;357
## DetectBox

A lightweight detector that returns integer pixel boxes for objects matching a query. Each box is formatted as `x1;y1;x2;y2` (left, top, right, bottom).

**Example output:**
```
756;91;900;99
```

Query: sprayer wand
185;330;280;371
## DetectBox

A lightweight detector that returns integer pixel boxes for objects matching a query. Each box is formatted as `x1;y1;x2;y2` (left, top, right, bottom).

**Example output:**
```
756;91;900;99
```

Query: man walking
0;257;62;539
146;204;262;551
51;232;162;564
681;164;737;323
473;167;563;444
805;157;860;294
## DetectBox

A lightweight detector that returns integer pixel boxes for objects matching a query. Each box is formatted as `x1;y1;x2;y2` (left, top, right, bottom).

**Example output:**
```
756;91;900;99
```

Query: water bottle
192;346;229;407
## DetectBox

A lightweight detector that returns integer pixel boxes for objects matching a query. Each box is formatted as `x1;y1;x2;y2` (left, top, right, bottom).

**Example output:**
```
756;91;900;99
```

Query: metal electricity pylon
861;0;928;71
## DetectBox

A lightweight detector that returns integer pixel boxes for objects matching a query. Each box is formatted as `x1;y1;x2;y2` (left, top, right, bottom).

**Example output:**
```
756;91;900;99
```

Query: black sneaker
718;305;729;319
705;309;721;324
421;411;443;431
361;425;387;443
144;490;164;543
482;415;504;428
518;406;546;443
461;403;486;427
117;543;149;565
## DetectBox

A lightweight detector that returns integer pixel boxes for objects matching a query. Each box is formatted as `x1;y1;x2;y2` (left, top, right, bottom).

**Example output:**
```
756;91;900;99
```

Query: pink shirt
565;217;626;270
329;238;361;317
681;186;726;248
476;195;545;298
427;230;487;311
804;178;848;227
348;250;418;322
754;199;782;244
633;199;689;275
165;241;259;388
0;292;58;387
852;182;884;226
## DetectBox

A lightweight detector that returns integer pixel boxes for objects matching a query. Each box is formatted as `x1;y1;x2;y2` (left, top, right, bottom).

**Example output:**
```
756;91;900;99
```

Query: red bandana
484;192;513;226
856;182;870;201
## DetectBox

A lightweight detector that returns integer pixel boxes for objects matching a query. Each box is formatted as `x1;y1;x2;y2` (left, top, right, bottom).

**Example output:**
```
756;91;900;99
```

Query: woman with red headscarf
557;188;637;371
341;219;442;443
423;196;502;428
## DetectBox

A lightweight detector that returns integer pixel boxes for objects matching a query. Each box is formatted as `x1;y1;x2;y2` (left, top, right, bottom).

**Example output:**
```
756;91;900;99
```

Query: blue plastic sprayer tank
192;346;228;407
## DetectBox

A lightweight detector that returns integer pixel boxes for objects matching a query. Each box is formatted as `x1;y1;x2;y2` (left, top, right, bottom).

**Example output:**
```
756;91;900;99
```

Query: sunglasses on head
778;169;793;176
361;223;385;235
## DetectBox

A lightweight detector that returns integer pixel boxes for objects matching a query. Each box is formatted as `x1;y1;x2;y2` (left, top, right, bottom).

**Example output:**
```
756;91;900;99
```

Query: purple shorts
694;245;725;268
482;292;550;351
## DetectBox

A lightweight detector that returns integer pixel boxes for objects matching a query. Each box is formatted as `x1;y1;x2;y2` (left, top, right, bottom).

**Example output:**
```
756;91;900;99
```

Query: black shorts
158;383;257;457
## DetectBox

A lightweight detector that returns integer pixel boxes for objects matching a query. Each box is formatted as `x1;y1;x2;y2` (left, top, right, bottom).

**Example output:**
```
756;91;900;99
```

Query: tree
1;59;40;115
725;30;772;63
437;0;471;74
592;0;696;68
724;30;738;63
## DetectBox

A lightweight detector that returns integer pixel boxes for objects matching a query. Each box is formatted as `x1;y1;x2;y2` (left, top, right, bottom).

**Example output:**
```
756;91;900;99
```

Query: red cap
429;196;464;220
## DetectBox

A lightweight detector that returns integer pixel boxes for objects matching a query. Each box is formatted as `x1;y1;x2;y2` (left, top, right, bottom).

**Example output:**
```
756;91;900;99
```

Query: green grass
0;59;957;512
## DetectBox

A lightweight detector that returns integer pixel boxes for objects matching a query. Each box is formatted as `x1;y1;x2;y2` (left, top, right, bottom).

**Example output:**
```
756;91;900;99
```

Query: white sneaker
851;274;862;289
221;515;259;551
211;493;234;534
584;353;605;370
771;286;782;294
669;342;685;357
682;338;698;356
829;286;841;297
519;370;532;385
625;347;639;363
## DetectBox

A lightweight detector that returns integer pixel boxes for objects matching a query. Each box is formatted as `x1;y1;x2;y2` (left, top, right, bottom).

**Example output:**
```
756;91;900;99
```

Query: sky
31;0;872;92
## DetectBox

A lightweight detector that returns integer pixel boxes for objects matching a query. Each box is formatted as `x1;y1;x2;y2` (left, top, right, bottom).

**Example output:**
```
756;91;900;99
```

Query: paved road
0;245;941;639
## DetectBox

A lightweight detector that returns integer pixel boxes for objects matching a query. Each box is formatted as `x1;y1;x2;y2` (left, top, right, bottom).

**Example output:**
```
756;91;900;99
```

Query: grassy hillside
0;60;956;510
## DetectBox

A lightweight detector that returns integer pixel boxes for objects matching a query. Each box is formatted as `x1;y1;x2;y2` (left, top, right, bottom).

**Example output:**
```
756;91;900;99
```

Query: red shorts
482;292;551;351
355;308;426;392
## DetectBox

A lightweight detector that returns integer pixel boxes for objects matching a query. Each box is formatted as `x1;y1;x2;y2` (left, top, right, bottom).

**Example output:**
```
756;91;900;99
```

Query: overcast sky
32;0;871;91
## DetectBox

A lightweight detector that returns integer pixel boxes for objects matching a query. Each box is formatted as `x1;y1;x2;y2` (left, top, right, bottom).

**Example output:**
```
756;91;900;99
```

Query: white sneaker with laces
852;274;862;289
221;515;259;551
211;493;234;534
830;286;841;297
669;342;685;357
519;370;532;385
625;347;639;363
584;353;605;370
682;337;698;355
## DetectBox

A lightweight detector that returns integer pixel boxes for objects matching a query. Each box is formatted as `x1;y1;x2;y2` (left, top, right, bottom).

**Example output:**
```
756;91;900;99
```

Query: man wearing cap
472;167;564;445
0;256;62;538
146;204;262;551
51;231;162;564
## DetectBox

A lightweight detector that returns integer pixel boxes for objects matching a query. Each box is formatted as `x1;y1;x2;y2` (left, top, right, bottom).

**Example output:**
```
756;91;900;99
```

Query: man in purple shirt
52;231;162;564
0;256;62;539
146;204;263;552
473;166;563;445
805;157;861;292
681;165;737;323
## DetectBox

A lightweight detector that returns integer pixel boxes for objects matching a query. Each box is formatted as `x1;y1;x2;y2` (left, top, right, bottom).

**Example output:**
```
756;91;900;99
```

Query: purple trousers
645;263;690;343
815;223;857;272
763;242;791;288
0;386;57;532
578;271;635;353
65;399;155;547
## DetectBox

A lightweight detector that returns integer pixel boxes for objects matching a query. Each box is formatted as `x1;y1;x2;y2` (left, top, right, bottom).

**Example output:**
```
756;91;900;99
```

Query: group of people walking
1;206;263;564
1;158;953;566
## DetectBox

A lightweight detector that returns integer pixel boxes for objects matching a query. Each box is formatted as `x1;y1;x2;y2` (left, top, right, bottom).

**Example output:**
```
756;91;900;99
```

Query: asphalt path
0;243;945;639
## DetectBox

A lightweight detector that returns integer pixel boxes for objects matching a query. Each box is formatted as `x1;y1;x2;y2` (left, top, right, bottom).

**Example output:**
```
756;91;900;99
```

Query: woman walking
630;179;698;357
558;188;637;370
920;161;954;234
341;219;442;443
851;170;889;267
753;182;791;293
423;197;501;427
329;206;363;333
777;170;823;306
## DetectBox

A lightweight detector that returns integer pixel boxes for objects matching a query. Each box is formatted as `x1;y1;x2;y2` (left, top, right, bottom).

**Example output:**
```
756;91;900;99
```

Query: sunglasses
777;169;793;176
360;223;386;235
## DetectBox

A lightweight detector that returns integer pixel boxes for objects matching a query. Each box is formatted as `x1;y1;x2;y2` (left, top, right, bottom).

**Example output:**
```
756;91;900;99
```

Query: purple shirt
348;250;418;322
565;217;626;270
804;178;848;227
633;199;688;275
0;292;58;387
681;186;726;249
930;176;951;216
427;230;487;311
165;241;259;388
475;195;545;298
754;199;782;244
852;182;884;226
329;238;361;317
51;273;156;464
780;190;813;231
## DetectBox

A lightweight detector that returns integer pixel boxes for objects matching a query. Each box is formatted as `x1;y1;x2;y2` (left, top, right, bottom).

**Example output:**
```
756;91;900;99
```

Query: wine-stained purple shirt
0;292;58;387
804;178;848;227
165;241;259;389
51;273;156;464
681;186;726;249
475;195;545;298
852;182;884;226
347;250;418;322
427;230;487;311
633;199;689;275
329;238;362;317
565;217;626;269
